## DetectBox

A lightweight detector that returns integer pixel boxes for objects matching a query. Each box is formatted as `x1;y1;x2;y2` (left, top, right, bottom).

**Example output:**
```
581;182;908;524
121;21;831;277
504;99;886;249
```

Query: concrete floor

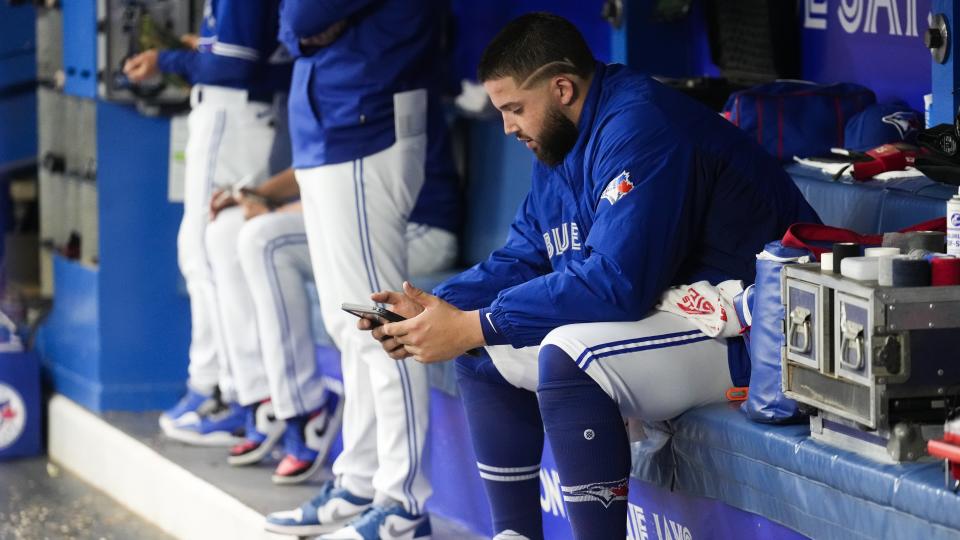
0;408;485;540
99;410;484;539
0;457;172;540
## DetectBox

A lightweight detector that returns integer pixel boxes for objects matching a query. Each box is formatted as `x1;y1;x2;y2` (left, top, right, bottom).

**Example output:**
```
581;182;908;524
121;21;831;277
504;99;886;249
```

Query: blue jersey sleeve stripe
211;42;259;61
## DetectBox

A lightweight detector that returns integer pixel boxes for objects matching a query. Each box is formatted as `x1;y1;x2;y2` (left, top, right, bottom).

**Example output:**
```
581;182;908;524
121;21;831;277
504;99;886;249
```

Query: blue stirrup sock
537;344;630;540
455;355;545;539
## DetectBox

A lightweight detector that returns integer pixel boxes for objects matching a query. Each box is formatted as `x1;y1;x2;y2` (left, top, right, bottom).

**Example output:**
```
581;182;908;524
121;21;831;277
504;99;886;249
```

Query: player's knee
537;344;592;392
204;215;237;259
455;352;514;393
235;217;271;260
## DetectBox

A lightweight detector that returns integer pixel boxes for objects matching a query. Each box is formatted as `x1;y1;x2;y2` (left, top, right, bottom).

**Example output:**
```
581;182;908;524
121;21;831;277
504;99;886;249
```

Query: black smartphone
341;303;406;326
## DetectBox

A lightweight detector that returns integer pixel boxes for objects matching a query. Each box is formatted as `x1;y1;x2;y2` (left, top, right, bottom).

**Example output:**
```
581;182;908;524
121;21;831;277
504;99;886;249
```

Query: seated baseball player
206;168;343;484
360;13;820;540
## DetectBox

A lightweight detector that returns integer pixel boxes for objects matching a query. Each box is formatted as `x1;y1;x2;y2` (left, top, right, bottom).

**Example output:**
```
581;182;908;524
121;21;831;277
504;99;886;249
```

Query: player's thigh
485;345;540;392
406;224;457;275
542;312;733;421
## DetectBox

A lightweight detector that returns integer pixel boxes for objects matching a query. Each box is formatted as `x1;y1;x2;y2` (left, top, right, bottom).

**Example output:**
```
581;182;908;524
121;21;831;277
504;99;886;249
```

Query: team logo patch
881;111;921;139
601;171;634;205
0;383;26;450
562;478;629;508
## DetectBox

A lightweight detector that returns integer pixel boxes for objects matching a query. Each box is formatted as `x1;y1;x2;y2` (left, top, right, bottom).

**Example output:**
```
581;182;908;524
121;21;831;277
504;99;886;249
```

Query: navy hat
844;102;922;151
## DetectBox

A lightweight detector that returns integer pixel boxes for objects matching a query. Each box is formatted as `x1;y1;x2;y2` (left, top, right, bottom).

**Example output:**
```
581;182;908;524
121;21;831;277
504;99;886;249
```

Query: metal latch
788;307;812;354
840;319;865;370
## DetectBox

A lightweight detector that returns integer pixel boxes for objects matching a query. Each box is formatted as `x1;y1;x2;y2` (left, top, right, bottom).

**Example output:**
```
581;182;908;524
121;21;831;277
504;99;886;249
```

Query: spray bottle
949;187;960;257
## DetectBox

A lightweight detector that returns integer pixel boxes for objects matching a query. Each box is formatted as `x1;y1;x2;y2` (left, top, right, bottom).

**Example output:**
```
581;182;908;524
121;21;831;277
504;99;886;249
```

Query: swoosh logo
327;505;356;524
384;519;420;538
485;312;499;334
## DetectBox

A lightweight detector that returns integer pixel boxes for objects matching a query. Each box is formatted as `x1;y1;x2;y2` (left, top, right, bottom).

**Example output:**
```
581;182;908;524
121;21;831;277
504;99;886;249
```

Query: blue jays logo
602;171;634;205
882;111;921;140
0;384;26;450
562;479;628;508
0;400;13;422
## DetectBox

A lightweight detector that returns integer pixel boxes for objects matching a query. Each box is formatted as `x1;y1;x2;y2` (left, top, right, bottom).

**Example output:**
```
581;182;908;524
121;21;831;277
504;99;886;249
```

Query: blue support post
96;102;191;410
930;0;960;126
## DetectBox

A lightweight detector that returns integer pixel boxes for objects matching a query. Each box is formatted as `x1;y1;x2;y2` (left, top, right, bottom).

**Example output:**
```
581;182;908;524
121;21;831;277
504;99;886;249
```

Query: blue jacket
435;63;820;367
280;0;460;233
157;0;290;100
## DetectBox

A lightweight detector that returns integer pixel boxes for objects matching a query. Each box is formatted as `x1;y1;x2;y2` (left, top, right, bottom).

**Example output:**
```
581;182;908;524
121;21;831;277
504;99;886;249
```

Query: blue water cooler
0;347;42;460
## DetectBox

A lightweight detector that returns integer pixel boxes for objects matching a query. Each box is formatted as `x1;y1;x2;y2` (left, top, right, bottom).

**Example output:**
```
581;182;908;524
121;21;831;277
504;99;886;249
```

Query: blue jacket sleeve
433;193;552;316
486;114;698;347
282;0;380;39
157;50;199;80
157;49;260;86
158;0;269;84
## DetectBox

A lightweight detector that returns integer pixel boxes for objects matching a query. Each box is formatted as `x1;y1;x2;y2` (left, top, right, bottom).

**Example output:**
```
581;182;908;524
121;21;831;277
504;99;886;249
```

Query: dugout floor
44;395;485;540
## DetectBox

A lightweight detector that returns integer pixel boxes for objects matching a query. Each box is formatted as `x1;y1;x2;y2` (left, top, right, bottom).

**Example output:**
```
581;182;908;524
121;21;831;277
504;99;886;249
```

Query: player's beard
534;105;580;167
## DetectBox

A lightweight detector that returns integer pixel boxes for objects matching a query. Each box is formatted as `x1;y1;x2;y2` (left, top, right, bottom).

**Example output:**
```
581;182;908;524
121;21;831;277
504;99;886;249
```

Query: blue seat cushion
632;403;960;540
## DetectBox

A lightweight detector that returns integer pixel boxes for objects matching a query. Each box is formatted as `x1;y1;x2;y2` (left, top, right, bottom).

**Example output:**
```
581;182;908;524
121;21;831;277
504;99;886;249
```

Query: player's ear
553;76;576;107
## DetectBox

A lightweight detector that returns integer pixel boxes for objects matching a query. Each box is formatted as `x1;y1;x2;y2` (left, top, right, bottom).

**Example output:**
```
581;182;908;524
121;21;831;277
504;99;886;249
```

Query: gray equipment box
781;264;960;463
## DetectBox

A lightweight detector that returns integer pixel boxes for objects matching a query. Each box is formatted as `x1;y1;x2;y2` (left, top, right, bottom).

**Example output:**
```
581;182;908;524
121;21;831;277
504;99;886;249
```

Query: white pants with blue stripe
206;206;455;420
486;311;734;421
295;89;440;514
206;206;321;417
179;86;277;400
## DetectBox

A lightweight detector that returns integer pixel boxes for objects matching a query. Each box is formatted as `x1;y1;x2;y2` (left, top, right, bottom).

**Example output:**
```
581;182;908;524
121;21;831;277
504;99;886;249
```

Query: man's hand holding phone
350;282;485;363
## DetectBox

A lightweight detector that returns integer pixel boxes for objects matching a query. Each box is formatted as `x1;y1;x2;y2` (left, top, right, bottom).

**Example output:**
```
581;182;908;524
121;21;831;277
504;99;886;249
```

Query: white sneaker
265;480;373;536
493;531;531;540
319;503;431;540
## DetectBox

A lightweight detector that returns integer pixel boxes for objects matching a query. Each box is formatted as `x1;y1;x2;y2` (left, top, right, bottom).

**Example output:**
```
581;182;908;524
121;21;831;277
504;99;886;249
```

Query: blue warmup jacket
280;0;461;234
435;63;820;382
157;0;290;101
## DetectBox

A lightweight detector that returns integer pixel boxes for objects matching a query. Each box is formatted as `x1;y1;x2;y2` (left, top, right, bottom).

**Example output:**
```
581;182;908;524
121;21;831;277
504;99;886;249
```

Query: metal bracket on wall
926;13;950;64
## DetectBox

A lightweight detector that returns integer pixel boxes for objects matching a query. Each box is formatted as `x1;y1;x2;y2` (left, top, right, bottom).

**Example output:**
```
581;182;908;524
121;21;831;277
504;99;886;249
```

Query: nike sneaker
272;391;343;485
158;385;212;434
320;503;431;540
162;387;245;447
264;480;373;536
228;399;285;466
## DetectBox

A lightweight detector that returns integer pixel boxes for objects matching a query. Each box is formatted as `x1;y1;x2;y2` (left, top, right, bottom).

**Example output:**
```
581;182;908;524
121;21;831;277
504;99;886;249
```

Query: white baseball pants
178;85;276;400
206;207;456;419
296;89;436;515
487;311;734;421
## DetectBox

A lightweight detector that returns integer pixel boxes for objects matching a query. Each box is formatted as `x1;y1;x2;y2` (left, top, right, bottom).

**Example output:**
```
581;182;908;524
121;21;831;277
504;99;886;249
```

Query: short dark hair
478;12;595;86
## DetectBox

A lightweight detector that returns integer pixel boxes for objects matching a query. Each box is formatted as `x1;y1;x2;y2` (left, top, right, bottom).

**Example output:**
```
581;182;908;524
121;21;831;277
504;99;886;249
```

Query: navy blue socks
537;344;630;540
455;355;545;539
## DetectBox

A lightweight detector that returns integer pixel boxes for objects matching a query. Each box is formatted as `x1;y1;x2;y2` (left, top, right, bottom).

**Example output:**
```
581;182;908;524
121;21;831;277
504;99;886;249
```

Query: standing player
264;0;460;538
123;0;291;444
362;13;820;540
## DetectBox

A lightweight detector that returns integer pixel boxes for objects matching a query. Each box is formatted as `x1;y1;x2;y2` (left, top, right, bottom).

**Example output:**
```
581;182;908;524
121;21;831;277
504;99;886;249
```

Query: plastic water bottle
949;187;960;257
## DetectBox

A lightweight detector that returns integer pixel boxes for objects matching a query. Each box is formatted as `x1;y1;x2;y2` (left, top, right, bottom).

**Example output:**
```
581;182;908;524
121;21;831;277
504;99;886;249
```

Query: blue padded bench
632;403;960;540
